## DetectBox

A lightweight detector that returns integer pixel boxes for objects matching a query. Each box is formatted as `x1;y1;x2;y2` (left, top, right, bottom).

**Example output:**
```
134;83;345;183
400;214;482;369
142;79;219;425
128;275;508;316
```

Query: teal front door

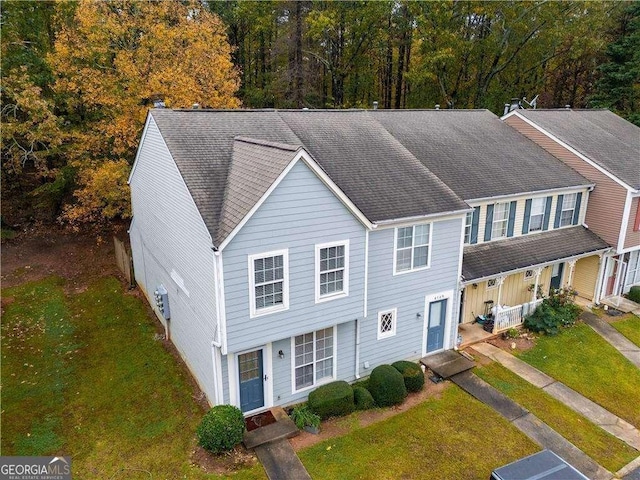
550;262;564;293
427;299;446;352
238;349;264;413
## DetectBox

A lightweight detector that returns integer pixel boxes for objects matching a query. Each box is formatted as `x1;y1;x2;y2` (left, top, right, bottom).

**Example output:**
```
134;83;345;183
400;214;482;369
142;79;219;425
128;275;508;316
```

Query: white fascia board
505;111;633;192
461;247;612;286
373;208;471;230
618;191;633;253
465;185;594;204
127;112;153;184
218;149;374;252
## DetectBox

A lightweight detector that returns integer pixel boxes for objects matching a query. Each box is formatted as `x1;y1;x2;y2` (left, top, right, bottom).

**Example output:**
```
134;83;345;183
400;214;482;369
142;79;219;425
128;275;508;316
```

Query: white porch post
532;267;543;302
493;276;505;334
567;259;577;288
594;253;608;304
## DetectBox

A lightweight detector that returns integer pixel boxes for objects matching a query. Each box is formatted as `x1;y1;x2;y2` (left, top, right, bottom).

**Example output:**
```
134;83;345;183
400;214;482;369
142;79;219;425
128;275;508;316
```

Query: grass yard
517;323;640;428
1;276;259;479
611;314;640;347
298;385;539;480
475;363;638;472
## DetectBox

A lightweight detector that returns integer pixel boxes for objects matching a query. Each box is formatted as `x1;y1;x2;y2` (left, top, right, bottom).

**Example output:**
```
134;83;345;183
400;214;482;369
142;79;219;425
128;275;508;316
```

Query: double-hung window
464;212;473;244
529;198;546;232
394;224;431;274
560;193;577;227
293;327;335;391
491;203;509;239
248;249;289;317
315;241;349;303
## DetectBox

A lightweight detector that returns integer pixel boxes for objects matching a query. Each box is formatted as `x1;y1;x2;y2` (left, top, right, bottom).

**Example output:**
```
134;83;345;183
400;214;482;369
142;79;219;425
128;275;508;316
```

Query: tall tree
48;0;240;223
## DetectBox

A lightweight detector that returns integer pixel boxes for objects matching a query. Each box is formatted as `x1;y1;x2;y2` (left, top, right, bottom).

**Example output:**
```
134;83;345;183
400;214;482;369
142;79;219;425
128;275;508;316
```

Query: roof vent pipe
373;101;378;110
435;104;440;110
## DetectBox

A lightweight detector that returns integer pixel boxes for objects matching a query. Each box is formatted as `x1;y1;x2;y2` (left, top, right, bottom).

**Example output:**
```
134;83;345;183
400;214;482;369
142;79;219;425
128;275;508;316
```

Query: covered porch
459;226;610;337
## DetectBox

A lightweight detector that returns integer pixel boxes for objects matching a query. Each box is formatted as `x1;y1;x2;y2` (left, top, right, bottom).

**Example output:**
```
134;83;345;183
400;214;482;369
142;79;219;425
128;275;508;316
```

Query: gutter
465;184;595;204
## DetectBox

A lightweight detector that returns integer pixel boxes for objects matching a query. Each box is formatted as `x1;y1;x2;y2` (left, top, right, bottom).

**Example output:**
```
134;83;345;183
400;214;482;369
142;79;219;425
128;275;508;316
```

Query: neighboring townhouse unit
373;110;610;335
128;109;469;413
503;109;640;301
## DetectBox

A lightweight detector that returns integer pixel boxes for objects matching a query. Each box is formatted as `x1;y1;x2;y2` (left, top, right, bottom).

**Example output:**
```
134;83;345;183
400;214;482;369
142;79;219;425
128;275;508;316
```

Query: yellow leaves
48;0;241;224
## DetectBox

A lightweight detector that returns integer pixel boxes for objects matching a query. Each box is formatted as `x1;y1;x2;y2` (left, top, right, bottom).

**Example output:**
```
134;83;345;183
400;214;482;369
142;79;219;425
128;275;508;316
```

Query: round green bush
368;364;407;407
392;360;425;393
353;386;375;410
628;286;640;304
308;380;355;419
196;405;245;454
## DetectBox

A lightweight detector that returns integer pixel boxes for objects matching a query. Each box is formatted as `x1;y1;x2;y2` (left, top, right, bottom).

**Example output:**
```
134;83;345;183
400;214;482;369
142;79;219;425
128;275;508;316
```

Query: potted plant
290;404;321;434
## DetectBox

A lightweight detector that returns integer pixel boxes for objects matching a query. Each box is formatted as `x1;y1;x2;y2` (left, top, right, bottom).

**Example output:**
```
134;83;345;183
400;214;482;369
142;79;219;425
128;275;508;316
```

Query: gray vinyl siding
360;218;464;372
222;160;367;354
129;116;219;405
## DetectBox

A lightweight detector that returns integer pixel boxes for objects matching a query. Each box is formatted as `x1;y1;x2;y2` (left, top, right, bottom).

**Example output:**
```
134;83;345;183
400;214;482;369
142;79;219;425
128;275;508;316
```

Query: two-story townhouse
128;109;469;413
503;109;640;302
373;110;610;338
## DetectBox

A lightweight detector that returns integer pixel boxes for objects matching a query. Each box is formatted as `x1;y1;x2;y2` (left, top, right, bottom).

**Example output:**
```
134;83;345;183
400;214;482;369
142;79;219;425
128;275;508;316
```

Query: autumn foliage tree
48;0;240;224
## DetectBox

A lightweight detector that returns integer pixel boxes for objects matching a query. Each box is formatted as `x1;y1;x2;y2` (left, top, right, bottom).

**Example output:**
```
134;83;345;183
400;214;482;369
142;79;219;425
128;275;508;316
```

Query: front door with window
427;299;446;352
238;349;264;413
549;262;564;293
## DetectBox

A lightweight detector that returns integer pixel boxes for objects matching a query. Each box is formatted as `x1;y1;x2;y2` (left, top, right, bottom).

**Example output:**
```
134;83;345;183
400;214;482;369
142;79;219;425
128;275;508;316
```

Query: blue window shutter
554;194;563;229
573;192;582;225
543;196;553;230
522;199;532;234
484;204;494;241
470;207;480;244
507;201;517;237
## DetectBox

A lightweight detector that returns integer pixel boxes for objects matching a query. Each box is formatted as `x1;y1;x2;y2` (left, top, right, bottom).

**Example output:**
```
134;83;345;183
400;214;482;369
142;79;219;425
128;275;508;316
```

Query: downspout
354;318;361;379
211;340;222;406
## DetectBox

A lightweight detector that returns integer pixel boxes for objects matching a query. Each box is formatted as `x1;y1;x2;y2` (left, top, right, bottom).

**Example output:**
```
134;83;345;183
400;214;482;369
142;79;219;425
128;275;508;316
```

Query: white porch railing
494;298;543;333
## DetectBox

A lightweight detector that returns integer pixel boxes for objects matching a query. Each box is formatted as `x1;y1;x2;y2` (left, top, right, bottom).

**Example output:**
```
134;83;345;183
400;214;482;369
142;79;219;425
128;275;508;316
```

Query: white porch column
532;267;543;302
566;259;577;288
493;276;505;334
594;253;607;304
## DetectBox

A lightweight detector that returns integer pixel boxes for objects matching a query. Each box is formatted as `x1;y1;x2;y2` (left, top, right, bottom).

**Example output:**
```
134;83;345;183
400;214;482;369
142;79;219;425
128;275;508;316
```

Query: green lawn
611;314;640;347
475;363;638;472
298;385;539;480
517;323;640;428
1;276;259;479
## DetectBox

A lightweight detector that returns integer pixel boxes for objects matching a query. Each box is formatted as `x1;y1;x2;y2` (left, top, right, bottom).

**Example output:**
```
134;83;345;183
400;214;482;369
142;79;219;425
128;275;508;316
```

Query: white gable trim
503;111;633;191
127;112;153;184
217;149;374;251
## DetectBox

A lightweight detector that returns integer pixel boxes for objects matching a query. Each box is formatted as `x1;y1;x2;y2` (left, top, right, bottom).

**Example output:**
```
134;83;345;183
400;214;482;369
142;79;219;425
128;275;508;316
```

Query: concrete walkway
451;370;613;480
581;311;640;369
472;342;640;451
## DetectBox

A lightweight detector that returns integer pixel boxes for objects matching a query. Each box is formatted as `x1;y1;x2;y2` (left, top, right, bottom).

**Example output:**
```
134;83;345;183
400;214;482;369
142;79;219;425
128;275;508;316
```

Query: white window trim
248;249;289;319
491;203;509;240
464;212;473;244
290;326;338;394
560;193;577;227
377;308;397;340
486;278;498;290
523;270;535;282
315;240;350;304
393;223;432;275
528;197;546;233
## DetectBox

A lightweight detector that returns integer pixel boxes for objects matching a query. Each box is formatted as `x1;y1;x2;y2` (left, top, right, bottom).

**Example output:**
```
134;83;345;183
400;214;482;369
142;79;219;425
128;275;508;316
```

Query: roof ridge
234;136;301;152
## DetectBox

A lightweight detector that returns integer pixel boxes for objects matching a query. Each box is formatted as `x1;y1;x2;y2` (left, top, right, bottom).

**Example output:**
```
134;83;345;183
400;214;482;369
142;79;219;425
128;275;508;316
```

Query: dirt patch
290;374;448;451
487;330;537;354
191;444;260;475
1;226;124;291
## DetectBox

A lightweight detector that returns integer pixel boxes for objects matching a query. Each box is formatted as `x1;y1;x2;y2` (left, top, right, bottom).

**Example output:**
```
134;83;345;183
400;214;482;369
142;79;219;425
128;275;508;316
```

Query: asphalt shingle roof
216;137;301;246
516;109;640;190
462;226;610;282
373;109;591;200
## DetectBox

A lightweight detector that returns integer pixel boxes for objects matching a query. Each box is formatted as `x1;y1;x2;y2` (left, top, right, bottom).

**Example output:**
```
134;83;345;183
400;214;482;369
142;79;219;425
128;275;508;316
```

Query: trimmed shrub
353;386;375;410
308;381;355;420
392;360;425;393
628;286;640;304
368;364;407;407
196;405;245;454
